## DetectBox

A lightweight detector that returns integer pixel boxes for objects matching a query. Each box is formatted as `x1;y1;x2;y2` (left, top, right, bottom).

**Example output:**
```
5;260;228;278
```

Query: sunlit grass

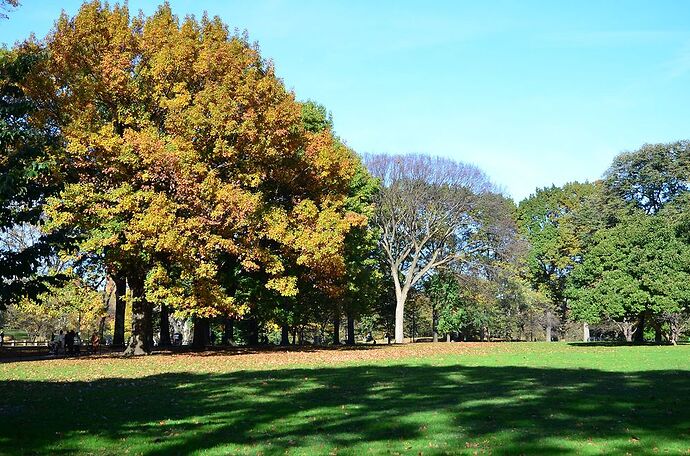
2;342;689;455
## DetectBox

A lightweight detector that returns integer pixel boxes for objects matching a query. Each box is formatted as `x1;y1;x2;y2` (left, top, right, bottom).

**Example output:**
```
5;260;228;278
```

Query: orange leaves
27;1;373;321
304;131;358;192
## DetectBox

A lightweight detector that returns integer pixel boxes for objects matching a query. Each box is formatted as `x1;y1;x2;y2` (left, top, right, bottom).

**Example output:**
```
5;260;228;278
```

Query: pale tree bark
582;322;590;342
545;310;553;342
616;318;637;343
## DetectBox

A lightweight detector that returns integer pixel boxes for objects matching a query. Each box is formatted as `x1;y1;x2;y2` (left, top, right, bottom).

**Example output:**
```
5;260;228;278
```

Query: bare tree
0;0;19;20
365;154;495;343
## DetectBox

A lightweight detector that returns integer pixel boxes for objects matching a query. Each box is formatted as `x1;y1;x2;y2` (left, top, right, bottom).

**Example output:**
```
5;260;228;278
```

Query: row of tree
2;1;689;351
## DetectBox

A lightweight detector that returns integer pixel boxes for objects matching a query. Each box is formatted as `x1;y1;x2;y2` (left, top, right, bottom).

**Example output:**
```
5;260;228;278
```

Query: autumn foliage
19;2;365;354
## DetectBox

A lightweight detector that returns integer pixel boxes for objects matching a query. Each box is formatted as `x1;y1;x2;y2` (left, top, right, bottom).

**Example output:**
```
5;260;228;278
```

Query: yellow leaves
305;131;358;190
29;2;374;320
266;276;299;297
127;192;184;254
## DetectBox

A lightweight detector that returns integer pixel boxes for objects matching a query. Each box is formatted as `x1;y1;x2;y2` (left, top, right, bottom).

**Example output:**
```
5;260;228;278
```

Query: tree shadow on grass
3;364;690;455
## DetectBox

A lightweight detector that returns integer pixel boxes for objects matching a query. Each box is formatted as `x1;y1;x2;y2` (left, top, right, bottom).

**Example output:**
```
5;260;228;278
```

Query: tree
517;182;598;341
0;0;19;20
568;214;690;343
425;271;461;341
605;141;690;216
366;154;494;343
27;3;364;354
599;141;690;339
0;47;71;310
7;277;107;342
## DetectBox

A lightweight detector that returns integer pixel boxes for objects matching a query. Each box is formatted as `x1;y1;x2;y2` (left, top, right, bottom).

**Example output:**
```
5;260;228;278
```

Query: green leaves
568;214;690;325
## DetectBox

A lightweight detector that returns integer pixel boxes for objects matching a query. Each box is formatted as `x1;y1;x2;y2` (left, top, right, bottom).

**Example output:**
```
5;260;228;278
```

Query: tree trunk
159;304;171;347
669;325;679;345
112;274;127;347
634;313;645;343
280;325;290;346
618;320;636;342
123;272;152;356
545;310;552;342
582;322;590;342
432;306;438;343
394;287;408;344
333;317;340;345
446;333;451;342
222;317;235;346
247;317;259;346
655;325;663;343
192;318;209;350
346;314;355;345
624;328;634;342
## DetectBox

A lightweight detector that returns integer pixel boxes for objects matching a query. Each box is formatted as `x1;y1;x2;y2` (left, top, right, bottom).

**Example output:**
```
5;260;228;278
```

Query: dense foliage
2;2;690;350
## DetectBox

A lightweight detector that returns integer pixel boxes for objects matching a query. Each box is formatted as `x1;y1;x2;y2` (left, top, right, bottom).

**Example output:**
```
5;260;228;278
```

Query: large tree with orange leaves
26;1;365;354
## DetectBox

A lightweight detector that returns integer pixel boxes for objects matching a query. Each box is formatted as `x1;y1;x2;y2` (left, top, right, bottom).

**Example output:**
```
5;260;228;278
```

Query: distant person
91;333;100;354
0;330;4;347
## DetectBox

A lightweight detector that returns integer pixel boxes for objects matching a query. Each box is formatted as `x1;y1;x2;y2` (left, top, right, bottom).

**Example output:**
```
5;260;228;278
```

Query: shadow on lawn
3;364;690;455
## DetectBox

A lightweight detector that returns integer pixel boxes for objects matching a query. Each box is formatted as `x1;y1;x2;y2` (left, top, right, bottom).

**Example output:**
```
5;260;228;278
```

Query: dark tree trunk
123;272;152;356
112;274;127;347
192;318;209;350
159;304;171;347
634;313;645;343
222;317;235;346
432;306;439;343
280;325;290;346
346;314;355;345
333;317;340;345
247;317;259;346
655;325;663;343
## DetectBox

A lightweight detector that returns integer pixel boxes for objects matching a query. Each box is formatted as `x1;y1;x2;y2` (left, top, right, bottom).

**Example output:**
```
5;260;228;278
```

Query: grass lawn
2;342;689;455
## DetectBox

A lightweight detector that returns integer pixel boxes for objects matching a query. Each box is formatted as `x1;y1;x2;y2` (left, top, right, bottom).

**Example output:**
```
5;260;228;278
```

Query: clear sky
2;1;690;201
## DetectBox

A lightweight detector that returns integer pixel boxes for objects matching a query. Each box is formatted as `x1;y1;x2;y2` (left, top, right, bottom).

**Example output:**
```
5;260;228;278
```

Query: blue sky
2;1;690;201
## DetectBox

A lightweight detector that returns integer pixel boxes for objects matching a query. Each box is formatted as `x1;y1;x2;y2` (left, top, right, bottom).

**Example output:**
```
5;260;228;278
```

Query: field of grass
2;342;689;455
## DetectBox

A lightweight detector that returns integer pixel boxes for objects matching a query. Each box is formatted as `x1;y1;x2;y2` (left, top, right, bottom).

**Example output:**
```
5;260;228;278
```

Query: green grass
2;342;690;455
